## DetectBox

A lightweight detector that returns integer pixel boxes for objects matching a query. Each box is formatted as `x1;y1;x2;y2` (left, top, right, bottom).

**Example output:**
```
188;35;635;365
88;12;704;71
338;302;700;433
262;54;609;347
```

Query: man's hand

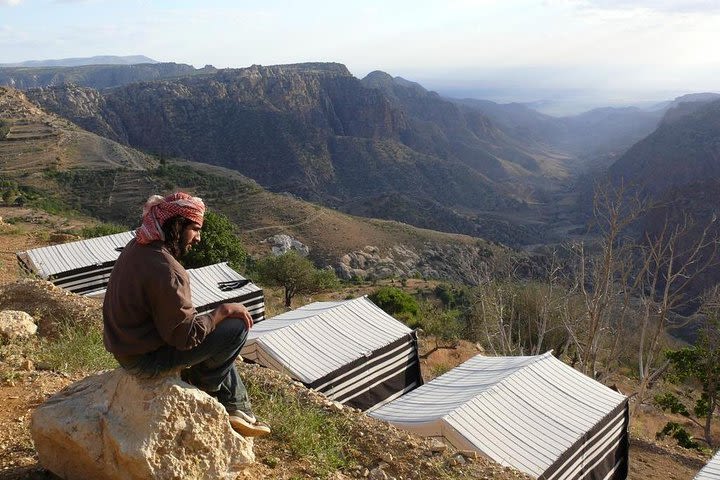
212;303;253;330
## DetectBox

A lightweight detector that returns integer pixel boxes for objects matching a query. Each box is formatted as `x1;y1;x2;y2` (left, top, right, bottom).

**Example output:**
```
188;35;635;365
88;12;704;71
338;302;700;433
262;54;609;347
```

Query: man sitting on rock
102;192;270;437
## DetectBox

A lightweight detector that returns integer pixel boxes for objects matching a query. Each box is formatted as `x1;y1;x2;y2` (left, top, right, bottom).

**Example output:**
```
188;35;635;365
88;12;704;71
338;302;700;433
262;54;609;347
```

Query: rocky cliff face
609;99;720;195
28;63;551;242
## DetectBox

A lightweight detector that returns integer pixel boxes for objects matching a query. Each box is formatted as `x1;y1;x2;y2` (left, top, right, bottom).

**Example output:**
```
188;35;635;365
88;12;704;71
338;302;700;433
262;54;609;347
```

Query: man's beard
165;238;191;259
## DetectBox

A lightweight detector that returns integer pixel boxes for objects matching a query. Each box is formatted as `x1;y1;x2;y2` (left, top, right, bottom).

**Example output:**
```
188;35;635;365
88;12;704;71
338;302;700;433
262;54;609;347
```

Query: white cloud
0;0;24;6
555;0;720;14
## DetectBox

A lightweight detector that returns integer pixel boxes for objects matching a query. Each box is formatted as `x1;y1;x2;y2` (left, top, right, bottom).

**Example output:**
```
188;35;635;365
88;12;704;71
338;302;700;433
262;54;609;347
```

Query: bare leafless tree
632;214;719;414
563;182;642;378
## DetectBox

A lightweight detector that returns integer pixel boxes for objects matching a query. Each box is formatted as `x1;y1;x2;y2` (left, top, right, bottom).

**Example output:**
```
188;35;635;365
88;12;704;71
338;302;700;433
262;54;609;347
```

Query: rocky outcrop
336;242;498;285
31;369;254;480
0;279;103;338
0;310;37;340
263;234;310;256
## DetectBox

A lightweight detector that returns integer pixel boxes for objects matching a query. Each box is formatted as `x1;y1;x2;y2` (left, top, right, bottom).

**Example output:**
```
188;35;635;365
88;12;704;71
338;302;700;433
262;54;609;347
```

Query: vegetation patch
246;376;353;476
0;120;9;140
152;163;261;201
182;211;247;271
369;286;419;322
34;322;117;374
81;222;129;239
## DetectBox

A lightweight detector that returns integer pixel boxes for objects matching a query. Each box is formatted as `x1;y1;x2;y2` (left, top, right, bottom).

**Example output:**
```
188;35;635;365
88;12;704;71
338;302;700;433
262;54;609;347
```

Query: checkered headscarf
135;192;205;245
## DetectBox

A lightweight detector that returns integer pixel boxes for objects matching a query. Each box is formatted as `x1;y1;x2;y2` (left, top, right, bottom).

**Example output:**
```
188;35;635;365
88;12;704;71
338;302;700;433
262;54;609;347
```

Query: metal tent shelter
241;296;423;411
17;231;135;296
696;450;720;480
371;352;629;480
186;262;265;323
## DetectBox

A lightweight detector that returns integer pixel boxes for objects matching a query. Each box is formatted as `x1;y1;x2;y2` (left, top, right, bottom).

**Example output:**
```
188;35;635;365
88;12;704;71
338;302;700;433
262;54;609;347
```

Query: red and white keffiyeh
135;192;205;244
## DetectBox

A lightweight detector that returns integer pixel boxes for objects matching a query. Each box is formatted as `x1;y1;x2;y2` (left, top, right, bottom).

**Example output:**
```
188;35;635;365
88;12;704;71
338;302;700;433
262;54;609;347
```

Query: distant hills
454;98;664;167
25;63;569;245
605;95;720;309
6;59;720;249
0;55;158;68
0;62;214;91
609;97;720;195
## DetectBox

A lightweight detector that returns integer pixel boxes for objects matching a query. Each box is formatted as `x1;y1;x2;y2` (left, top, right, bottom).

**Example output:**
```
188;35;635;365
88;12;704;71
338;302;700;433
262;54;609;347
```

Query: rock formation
0;310;37;340
264;234;310;256
336;242;499;285
31;369;254;480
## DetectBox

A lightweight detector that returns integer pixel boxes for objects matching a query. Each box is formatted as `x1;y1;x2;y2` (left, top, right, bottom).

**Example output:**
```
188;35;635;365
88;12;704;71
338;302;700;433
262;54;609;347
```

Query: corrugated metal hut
696;450;720;479
16;231;135;295
370;352;629;480
186;262;265;323
241;296;422;411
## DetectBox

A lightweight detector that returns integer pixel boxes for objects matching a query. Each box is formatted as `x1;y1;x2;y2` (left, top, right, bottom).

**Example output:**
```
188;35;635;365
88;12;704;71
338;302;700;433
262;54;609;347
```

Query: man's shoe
231;410;256;424
228;411;271;437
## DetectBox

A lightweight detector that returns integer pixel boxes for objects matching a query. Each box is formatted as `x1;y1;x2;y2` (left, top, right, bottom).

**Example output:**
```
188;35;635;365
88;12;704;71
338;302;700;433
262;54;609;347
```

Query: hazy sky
2;0;719;111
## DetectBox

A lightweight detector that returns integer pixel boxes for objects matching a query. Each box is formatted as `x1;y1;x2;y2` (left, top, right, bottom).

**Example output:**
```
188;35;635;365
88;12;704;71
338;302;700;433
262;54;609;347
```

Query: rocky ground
0;207;715;479
0;356;709;480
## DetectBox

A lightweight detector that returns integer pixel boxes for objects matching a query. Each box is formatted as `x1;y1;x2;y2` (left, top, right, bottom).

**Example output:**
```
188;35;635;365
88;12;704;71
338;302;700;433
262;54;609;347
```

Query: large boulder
31;369;254;480
0;310;37;340
264;234;310;256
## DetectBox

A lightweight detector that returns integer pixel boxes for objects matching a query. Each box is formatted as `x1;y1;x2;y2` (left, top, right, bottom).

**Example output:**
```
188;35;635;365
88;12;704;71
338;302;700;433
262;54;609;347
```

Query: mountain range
3;60;719;256
0;86;529;284
0;55;158;68
11;61;677;246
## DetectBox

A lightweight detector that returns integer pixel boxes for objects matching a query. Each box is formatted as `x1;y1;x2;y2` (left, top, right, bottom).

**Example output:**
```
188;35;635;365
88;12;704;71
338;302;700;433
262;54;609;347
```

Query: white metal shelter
17;231;135;295
186;262;265;323
371;352;629;480
241;296;422;411
696;450;720;480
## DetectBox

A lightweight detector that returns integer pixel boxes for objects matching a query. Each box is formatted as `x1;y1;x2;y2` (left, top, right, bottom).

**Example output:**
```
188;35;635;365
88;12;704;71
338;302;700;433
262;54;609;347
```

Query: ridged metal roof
186;262;261;310
697;451;720;479
371;352;627;478
20;231;135;278
243;296;412;384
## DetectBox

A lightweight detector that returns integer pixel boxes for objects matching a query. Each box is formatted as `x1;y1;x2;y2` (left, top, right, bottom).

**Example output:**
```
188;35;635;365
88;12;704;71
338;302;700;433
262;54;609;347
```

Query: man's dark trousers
115;318;251;415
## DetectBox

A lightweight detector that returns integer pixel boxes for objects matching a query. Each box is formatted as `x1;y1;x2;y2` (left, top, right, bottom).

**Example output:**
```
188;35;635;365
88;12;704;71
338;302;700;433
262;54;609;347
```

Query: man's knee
215;317;249;347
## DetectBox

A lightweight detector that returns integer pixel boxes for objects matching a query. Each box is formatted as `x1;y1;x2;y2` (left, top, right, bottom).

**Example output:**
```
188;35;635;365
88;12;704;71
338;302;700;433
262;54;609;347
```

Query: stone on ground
31;369;254;480
0;310;37;340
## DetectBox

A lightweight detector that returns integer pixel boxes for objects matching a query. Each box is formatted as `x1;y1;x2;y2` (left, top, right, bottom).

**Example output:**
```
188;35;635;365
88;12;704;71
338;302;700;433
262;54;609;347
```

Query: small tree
416;301;463;357
254;251;338;307
183;211;247;271
2;188;15;205
369;286;419;323
563;182;642;379
662;289;720;447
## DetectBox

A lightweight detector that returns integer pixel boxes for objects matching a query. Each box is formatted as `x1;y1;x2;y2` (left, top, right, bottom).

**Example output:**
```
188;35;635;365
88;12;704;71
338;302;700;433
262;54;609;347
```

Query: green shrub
369;287;419;320
656;422;699;450
654;392;690;416
81;223;128;239
418;303;463;341
182;211;247;271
